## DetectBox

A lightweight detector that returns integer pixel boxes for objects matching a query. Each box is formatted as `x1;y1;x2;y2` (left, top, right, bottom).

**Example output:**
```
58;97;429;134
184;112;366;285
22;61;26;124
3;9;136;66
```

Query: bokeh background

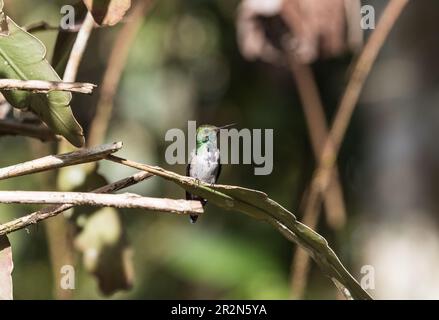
1;0;439;299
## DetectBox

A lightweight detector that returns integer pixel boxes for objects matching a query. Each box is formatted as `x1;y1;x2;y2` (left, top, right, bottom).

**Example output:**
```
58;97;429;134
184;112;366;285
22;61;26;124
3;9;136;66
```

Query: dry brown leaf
237;0;362;64
83;0;131;26
74;207;134;296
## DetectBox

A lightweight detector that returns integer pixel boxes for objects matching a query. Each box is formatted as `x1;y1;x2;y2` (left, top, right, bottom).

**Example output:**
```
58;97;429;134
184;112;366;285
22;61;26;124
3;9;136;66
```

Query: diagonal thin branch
309;0;409;198
0;171;152;236
304;0;409;212
0;119;57;142
0;79;96;94
294;0;409;299
288;56;347;300
0;142;122;180
288;58;347;229
63;12;96;83
106;154;164;175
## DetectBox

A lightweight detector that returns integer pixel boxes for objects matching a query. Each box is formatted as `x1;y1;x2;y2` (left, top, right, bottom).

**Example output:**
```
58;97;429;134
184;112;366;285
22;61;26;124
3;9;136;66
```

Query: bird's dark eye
203;136;209;142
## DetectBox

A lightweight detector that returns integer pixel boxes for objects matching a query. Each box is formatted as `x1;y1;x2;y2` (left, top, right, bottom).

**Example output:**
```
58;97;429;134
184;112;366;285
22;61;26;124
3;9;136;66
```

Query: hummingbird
186;124;234;223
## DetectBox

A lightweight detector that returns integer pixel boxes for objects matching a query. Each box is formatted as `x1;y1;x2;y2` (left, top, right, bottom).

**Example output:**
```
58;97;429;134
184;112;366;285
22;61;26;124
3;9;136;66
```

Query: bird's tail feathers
186;191;207;223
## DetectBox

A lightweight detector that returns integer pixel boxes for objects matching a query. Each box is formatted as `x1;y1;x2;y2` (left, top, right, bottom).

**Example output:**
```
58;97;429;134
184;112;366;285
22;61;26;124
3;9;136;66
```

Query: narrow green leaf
114;161;372;300
0;17;84;147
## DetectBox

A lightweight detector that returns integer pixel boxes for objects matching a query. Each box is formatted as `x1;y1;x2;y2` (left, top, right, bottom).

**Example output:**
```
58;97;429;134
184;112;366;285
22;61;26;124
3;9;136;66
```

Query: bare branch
106;154;162;175
25;21;83;33
292;0;408;299
330;0;409;158
0;142;123;180
94;171;154;193
63;12;95;82
51;8;95;300
288;58;347;229
288;58;346;299
309;0;409;198
0;171;151;236
0;79;96;94
0;119;57;142
88;0;154;146
0;191;202;214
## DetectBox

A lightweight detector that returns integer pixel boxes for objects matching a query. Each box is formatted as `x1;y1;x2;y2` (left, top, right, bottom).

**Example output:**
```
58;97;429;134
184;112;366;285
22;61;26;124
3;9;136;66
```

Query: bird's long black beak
215;123;236;131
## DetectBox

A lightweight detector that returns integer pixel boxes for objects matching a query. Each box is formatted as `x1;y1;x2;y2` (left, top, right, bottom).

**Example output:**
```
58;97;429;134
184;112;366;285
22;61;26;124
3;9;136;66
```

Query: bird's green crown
196;125;218;148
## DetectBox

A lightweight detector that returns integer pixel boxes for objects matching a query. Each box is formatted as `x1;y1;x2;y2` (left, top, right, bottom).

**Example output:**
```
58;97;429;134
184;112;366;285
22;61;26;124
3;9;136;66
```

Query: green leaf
83;0;131;26
118;161;372;300
0;235;13;300
0;17;84;147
